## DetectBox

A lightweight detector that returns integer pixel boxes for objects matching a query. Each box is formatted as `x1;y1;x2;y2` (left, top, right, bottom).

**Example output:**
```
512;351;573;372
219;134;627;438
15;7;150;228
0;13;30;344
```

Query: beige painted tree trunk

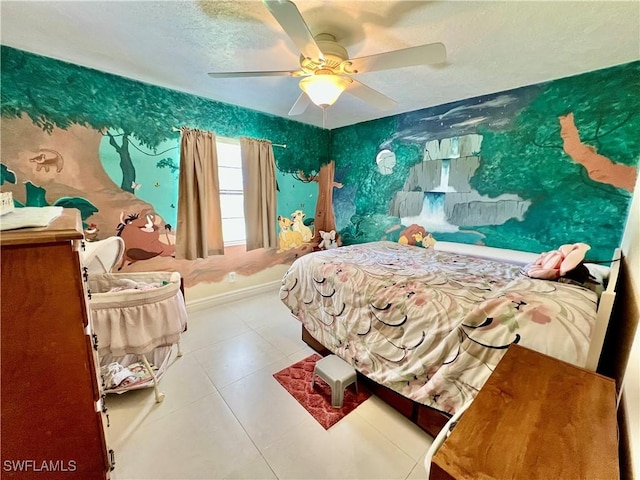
1;115;154;233
298;161;343;245
559;112;637;192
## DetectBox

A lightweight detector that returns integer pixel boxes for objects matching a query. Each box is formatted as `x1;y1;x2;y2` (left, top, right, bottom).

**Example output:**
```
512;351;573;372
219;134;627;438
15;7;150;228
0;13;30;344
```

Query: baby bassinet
82;236;187;402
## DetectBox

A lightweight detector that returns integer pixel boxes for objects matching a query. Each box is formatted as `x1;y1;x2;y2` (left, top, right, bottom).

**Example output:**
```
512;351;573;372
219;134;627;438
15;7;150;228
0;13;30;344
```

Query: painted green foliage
331;62;639;259
156;157;179;175
470;62;640;258
0;45;330;192
0;164;16;185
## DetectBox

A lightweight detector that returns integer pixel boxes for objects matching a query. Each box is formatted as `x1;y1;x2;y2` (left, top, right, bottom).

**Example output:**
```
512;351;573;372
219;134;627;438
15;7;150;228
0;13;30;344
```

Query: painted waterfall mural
331;61;640;261
391;133;532;245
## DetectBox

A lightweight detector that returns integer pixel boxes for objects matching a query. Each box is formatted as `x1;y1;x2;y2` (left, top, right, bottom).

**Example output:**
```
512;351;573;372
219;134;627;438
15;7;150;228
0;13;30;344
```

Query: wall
0;46;329;301
2;46;637;291
618;173;639;479
330;62;640;260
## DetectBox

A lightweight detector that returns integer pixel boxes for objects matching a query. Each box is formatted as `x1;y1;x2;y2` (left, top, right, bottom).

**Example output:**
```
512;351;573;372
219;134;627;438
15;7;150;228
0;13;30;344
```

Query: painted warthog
116;209;175;270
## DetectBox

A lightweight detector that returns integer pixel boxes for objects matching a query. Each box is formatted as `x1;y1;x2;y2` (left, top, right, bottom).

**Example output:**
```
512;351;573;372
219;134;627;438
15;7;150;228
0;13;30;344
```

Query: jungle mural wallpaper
330;61;640;261
0;46;327;297
1;44;639;296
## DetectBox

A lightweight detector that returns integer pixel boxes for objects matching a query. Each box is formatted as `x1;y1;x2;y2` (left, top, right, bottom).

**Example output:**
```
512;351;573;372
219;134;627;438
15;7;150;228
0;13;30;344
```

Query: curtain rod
172;127;286;148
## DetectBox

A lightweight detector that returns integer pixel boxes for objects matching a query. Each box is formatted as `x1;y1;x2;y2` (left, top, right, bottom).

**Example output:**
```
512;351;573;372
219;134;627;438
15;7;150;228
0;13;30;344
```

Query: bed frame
585;248;621;371
301;325;449;437
298;244;622;438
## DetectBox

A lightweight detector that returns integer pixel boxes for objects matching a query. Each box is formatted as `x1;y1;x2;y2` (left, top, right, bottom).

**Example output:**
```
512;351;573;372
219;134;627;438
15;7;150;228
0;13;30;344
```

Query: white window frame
216;137;246;247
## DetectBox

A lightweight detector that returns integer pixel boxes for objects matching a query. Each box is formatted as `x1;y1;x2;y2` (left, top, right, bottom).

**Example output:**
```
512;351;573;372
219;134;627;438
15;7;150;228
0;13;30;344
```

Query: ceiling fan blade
208;70;297;78
263;0;324;64
346;80;397;110
288;92;311;116
347;42;446;74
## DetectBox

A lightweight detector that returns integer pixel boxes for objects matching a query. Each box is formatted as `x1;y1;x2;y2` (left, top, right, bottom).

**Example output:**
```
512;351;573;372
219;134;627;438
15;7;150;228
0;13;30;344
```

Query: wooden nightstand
430;344;619;480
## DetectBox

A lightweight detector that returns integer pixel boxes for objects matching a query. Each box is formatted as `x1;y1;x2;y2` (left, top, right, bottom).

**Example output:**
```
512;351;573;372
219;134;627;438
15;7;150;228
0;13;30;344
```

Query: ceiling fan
208;0;446;116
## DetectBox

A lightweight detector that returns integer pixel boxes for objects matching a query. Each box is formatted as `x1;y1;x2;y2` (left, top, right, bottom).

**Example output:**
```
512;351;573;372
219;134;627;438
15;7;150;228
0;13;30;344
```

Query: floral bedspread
279;241;598;415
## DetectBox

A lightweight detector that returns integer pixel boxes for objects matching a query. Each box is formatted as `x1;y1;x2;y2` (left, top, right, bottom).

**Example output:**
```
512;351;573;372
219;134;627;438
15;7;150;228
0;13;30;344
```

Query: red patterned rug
273;354;371;429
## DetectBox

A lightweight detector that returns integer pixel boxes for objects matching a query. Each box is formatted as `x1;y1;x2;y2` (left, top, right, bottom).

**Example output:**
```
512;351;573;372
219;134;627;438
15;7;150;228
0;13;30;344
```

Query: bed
279;241;620;435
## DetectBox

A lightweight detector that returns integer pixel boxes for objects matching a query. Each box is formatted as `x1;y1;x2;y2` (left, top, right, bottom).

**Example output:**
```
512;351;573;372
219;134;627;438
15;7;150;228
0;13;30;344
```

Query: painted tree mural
1;45;329;241
1;46;329;194
470;62;640;258
1;45;331;288
330;61;640;260
3;45;637;270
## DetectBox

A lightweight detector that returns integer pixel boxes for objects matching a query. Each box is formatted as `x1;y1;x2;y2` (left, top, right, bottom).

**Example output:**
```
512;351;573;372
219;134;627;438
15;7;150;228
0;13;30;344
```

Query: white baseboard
186;280;282;314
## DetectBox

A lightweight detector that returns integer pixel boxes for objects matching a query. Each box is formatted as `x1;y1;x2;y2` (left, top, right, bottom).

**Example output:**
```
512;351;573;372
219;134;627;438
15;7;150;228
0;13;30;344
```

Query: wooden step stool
312;354;358;408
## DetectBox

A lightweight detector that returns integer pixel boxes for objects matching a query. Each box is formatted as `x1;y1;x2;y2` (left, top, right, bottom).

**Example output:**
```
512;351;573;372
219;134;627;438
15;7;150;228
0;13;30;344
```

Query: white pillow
433;241;539;266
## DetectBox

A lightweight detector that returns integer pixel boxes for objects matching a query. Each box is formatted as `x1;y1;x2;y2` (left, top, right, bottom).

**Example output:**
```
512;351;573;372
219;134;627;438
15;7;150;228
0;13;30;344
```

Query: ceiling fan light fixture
299;74;352;107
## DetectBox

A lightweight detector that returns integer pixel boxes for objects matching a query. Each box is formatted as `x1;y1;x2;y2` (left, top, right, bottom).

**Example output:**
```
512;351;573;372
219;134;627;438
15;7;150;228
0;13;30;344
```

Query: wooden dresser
1;209;113;479
431;344;619;480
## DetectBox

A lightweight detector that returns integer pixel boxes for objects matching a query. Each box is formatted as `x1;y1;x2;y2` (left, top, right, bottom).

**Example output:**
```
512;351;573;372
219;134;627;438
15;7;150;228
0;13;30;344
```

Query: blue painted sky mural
99;132;180;228
381;88;542;148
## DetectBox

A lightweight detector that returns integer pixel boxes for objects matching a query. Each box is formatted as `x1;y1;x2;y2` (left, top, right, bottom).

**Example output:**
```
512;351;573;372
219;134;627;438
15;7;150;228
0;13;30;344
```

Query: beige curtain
240;137;277;251
176;128;224;259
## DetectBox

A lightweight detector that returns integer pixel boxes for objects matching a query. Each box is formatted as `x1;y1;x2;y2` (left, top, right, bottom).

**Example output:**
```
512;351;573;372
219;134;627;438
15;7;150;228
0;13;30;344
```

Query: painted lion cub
291;209;313;242
277;215;303;253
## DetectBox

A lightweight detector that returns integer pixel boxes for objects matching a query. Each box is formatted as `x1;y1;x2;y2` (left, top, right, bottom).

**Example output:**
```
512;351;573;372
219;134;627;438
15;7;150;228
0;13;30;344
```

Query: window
216;138;246;246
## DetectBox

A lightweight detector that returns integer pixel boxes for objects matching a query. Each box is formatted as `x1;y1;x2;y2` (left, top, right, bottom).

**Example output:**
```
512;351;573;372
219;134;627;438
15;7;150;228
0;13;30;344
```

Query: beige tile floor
106;288;434;480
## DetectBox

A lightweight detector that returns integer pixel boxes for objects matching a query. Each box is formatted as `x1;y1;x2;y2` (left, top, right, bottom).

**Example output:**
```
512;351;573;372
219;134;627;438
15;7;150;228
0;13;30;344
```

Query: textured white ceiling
1;1;639;129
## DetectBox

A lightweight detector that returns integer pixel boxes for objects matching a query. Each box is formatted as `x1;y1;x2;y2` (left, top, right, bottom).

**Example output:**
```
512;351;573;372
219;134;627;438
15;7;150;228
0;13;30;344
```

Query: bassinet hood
81;236;125;274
